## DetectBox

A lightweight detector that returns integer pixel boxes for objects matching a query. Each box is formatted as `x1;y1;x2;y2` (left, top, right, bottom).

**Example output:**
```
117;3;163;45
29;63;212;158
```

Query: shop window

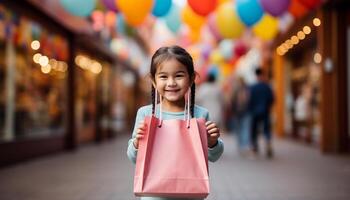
0;5;68;141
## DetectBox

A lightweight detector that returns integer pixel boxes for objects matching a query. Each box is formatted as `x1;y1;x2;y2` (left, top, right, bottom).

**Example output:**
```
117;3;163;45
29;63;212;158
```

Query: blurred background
0;0;349;199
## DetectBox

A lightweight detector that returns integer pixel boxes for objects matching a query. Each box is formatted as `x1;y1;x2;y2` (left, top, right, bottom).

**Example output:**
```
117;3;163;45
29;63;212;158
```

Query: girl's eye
176;74;184;78
159;76;167;79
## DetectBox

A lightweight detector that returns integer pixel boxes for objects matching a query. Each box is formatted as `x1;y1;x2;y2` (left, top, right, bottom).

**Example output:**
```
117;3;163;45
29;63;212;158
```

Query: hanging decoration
236;0;264;27
215;2;244;39
181;5;205;31
164;4;181;34
102;0;118;12
188;0;217;17
252;14;278;41
260;0;290;17
152;0;172;17
60;0;96;17
116;0;153;26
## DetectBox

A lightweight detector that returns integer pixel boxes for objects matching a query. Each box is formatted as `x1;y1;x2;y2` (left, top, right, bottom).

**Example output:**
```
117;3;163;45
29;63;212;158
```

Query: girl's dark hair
150;45;196;117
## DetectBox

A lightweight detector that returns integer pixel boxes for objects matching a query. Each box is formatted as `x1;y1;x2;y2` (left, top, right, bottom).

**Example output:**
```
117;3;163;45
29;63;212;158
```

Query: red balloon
297;0;321;9
288;0;308;19
188;0;217;16
234;41;248;58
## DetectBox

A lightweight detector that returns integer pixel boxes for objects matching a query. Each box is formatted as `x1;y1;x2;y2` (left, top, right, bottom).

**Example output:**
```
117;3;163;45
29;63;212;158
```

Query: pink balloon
207;14;222;41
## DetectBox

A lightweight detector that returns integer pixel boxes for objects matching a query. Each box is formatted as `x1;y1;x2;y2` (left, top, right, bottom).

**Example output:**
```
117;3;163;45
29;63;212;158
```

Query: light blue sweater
127;104;224;200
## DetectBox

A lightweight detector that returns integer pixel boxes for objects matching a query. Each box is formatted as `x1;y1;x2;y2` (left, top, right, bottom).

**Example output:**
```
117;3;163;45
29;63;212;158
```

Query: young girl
127;45;224;200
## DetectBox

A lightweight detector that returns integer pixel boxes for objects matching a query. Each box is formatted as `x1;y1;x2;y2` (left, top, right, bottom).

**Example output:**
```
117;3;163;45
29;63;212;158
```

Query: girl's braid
151;86;155;115
190;83;196;118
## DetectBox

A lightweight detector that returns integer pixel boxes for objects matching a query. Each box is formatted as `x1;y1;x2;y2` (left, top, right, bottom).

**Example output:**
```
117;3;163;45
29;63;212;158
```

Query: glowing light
314;53;322;63
313;18;321;27
41;64;52;74
58;62;68;72
33;53;42;63
303;26;311;34
286;39;293;48
291;36;299;45
297;31;305;40
90;61;102;74
39;56;49;67
31;40;40;50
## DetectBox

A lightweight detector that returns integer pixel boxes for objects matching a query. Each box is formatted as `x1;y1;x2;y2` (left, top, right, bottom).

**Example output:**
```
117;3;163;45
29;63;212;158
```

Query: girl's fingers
205;121;213;126
206;123;217;130
208;133;220;138
207;127;220;134
135;134;143;139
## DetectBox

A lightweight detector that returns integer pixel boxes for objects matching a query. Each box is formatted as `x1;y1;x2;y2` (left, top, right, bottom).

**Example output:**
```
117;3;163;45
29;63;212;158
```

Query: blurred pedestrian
232;76;251;155
248;68;274;158
196;73;224;128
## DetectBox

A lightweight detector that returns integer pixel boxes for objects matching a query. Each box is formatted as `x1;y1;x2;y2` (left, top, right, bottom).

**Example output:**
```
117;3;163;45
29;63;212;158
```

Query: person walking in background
232;76;251;156
196;73;224;129
249;68;274;158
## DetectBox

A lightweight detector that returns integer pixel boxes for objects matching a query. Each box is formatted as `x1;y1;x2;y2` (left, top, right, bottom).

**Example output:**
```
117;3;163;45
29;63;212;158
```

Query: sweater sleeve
204;108;224;162
208;138;224;162
127;106;147;164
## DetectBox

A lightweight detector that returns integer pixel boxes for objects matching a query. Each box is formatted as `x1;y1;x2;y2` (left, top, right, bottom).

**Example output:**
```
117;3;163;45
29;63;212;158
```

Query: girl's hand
133;120;147;149
206;121;220;148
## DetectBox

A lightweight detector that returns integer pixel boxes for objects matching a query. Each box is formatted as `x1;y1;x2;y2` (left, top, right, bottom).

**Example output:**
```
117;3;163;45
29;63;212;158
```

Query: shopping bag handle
154;88;191;128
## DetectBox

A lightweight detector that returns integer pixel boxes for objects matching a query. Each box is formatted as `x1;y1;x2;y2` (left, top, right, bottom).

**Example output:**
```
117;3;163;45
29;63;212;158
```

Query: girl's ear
151;80;156;88
190;72;198;86
148;73;157;88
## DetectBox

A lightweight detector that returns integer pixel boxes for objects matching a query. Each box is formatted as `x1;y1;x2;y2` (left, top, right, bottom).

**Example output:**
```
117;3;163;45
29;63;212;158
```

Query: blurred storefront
0;0;140;167
273;0;350;153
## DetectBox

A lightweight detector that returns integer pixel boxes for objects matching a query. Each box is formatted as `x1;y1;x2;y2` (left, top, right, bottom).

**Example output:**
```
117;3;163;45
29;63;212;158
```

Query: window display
0;5;68;141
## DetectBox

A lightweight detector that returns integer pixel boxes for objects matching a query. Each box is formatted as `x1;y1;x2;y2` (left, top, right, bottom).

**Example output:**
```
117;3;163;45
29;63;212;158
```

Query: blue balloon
152;0;172;17
208;65;219;78
164;5;181;34
116;14;126;35
60;0;96;17
236;0;264;27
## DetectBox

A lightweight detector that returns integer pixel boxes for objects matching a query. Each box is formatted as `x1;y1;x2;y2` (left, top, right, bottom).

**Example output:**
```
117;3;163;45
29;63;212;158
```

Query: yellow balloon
210;49;224;64
215;2;244;39
116;0;153;26
181;5;205;31
253;14;279;41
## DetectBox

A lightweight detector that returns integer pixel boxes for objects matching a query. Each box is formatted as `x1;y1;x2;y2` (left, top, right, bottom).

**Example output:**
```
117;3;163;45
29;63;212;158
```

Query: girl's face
153;58;192;105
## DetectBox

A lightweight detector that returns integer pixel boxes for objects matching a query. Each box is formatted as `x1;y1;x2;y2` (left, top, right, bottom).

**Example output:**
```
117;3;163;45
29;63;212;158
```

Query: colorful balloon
181;5;205;30
102;0;118;12
236;0;264;27
188;0;217;16
260;0;290;17
219;39;234;60
216;2;244;39
165;5;181;33
252;14;278;41
207;14;222;41
297;0;321;9
288;0;308;19
116;0;153;26
60;0;96;17
152;0;172;17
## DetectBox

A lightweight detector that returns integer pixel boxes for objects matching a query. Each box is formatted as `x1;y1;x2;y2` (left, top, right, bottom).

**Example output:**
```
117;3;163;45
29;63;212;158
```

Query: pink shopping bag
134;114;209;198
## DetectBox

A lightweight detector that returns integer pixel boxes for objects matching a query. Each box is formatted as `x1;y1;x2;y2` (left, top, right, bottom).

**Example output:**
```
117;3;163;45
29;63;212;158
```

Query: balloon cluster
59;0;321;41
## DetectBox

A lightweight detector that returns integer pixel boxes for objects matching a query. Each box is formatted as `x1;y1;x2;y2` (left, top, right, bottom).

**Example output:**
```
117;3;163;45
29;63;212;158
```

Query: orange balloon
116;0;153;26
289;0;308;19
181;5;206;31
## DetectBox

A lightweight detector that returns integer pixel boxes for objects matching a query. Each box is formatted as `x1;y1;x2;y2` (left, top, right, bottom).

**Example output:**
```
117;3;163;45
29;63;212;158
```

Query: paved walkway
1;134;350;200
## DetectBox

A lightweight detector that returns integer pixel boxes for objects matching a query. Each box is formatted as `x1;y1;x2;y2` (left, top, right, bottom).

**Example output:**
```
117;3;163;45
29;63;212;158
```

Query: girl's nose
167;78;177;86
